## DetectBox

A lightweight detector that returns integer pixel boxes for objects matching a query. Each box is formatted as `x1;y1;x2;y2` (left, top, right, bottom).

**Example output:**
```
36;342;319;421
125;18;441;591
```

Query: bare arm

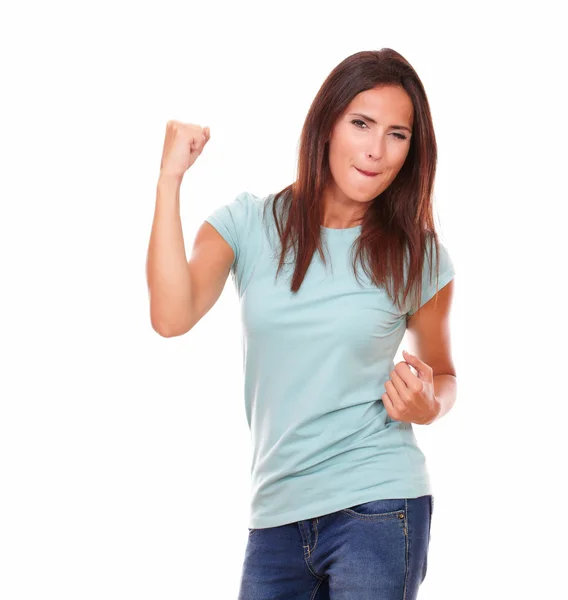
145;176;234;337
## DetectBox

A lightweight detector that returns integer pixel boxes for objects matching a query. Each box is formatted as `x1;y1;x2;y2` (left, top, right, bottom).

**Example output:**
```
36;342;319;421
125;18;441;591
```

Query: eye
351;119;408;140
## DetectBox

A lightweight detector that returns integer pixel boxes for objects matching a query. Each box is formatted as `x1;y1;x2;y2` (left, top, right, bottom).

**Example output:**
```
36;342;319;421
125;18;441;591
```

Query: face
322;85;414;225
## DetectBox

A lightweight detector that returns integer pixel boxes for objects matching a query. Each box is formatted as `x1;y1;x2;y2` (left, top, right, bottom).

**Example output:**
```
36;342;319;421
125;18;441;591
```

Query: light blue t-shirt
205;190;456;529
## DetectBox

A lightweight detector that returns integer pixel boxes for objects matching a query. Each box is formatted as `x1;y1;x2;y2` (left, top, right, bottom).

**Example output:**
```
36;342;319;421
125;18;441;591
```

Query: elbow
151;319;171;337
149;302;193;338
153;326;177;338
152;322;190;338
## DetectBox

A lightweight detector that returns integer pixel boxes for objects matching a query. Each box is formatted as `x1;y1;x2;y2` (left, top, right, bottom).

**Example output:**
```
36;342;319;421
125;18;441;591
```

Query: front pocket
341;497;406;521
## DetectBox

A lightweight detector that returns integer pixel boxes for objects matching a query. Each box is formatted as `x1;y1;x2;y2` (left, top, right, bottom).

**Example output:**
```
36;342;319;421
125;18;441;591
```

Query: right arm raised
184;219;235;334
146;176;234;337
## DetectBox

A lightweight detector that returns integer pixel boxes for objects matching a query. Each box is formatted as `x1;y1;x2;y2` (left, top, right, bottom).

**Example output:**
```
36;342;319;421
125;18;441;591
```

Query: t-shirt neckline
320;224;362;235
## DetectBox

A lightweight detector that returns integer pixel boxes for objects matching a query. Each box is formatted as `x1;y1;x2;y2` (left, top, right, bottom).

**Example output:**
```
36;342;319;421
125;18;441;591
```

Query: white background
1;1;566;598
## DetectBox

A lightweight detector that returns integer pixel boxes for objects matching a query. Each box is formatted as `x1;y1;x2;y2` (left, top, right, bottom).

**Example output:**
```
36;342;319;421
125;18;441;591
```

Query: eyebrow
349;112;412;134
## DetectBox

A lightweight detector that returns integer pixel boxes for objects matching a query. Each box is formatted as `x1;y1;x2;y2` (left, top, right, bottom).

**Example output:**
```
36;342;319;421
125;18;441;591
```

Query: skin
322;84;415;229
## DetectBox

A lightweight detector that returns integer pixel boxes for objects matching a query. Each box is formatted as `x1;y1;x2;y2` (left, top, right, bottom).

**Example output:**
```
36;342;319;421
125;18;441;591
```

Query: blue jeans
238;494;433;599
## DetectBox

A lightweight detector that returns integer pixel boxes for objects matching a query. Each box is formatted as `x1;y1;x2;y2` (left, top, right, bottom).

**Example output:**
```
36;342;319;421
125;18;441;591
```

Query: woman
147;48;457;600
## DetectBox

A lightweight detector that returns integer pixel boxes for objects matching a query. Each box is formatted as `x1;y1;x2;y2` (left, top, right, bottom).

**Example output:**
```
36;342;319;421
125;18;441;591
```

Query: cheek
385;147;410;177
329;130;359;161
395;145;411;168
329;145;354;178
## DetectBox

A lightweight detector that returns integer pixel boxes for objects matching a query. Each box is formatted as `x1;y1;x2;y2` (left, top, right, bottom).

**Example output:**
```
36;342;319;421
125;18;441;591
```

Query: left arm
431;373;457;423
404;278;457;424
382;279;457;425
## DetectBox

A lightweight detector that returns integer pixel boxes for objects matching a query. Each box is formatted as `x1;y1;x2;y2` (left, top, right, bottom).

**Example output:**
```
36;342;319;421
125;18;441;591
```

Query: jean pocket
341;497;406;521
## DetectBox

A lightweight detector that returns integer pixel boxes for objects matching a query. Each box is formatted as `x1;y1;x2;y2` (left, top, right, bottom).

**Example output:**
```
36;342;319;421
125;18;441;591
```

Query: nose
367;135;385;160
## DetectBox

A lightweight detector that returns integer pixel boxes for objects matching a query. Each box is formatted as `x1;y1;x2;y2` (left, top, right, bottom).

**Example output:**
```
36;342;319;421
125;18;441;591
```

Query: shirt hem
248;481;432;529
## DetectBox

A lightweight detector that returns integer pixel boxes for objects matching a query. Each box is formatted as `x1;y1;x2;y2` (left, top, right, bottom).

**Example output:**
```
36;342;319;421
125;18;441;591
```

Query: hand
382;350;440;425
159;121;211;180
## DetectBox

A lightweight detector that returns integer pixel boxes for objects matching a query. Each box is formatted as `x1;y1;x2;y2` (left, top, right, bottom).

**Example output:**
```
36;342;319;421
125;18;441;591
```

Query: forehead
345;86;414;123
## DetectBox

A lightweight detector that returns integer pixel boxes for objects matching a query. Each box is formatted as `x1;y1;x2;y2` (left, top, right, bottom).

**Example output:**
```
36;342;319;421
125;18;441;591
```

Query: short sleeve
407;239;456;316
204;191;262;297
204;191;253;272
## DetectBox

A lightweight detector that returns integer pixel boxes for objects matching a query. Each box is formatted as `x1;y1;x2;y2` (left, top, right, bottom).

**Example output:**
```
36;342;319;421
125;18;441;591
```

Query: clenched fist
159;120;211;180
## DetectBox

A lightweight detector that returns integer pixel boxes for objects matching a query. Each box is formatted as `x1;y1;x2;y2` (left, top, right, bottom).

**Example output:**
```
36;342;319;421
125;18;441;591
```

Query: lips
355;167;381;176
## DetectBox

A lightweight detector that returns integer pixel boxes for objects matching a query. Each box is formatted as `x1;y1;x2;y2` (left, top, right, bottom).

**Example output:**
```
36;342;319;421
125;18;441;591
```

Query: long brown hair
263;48;448;315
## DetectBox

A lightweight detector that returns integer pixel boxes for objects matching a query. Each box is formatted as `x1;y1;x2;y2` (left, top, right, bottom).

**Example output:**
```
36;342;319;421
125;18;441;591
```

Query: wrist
158;172;183;187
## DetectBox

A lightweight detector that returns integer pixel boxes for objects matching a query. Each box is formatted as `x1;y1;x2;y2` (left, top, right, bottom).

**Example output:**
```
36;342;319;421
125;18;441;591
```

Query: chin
347;188;379;203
